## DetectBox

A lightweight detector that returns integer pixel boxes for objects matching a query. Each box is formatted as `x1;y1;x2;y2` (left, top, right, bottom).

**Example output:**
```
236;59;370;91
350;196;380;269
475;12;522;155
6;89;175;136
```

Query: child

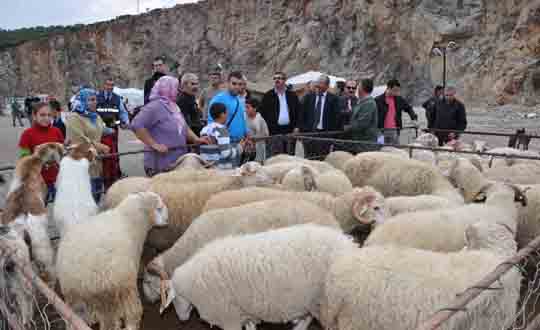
49;99;66;139
200;102;244;169
244;98;269;162
18;102;65;204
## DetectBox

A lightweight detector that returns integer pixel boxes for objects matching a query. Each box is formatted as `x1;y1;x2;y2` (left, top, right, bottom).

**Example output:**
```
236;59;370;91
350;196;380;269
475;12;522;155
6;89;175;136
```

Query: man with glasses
207;71;249;143
339;79;359;131
260;71;301;154
143;56;167;105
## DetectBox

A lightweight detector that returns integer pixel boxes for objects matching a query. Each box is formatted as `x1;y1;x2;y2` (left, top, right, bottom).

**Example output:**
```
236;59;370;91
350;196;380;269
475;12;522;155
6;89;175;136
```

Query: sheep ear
160;280;175;314
473;191;487;203
508;184;528;207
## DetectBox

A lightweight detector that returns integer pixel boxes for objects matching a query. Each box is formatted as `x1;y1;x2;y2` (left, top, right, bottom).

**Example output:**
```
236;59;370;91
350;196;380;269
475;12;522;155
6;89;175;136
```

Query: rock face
0;0;539;106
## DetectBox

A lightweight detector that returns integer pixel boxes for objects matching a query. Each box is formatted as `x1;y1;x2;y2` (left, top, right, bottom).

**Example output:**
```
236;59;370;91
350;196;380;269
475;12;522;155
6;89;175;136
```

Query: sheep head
415;133;439;148
351;187;386;226
65;142;97;162
170;153;215;170
160;280;193;320
143;256;166;304
235;162;274;187
0;225;35;328
33;142;64;165
140;191;169;227
473;182;527;207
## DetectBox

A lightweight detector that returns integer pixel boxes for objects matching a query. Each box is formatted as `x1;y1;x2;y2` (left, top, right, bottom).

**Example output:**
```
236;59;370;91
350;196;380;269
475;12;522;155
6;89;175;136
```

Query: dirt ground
1;105;539;330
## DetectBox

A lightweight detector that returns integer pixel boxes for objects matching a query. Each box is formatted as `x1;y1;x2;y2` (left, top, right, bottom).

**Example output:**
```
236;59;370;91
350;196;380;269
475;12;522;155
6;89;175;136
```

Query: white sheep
485;147;540;167
143;199;341;304
203;186;387;232
56;191;168;330
168;152;215;170
321;221;521;330
324;151;354;171
344;152;464;203
53;143;98;236
161;224;357;330
364;182;525;252
281;165;353;196
145;166;274;251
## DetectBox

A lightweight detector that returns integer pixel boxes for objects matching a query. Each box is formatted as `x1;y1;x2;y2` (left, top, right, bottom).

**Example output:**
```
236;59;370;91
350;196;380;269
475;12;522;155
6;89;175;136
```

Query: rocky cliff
0;0;539;106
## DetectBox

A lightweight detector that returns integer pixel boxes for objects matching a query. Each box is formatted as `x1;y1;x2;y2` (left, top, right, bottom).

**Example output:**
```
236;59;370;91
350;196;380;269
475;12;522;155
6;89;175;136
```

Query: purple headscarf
149;76;179;113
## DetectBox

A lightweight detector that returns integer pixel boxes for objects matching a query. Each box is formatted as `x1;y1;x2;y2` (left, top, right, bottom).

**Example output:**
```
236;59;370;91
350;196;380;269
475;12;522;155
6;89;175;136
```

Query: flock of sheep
1;132;540;330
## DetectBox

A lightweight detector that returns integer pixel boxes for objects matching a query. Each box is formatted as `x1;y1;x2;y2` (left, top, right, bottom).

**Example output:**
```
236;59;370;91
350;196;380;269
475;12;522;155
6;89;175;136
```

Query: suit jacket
375;94;417;129
300;91;341;132
260;89;300;134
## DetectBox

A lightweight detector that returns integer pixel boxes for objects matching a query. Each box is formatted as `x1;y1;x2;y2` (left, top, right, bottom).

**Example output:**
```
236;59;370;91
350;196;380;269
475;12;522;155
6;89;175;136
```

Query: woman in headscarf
131;76;208;176
65;87;111;202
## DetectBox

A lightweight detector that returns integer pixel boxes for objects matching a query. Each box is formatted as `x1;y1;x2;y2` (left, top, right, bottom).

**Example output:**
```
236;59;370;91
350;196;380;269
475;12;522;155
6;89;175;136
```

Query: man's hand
96;143;111;154
195;136;211;145
151;143;168;153
293;128;300;134
411;120;419;128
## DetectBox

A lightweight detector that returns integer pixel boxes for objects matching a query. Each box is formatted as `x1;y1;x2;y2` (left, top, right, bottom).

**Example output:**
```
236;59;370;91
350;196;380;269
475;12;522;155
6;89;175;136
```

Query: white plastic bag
377;134;385;145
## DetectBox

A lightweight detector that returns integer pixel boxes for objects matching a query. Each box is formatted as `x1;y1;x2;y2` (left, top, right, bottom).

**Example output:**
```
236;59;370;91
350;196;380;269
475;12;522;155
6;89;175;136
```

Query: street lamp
431;41;457;97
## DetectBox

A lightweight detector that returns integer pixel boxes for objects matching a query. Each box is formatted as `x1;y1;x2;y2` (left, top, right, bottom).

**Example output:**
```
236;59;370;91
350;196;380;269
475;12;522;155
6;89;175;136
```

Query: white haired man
177;73;202;135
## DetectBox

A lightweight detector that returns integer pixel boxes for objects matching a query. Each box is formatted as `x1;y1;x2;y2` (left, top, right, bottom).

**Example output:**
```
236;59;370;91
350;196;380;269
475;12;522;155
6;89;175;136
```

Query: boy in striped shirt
200;103;244;169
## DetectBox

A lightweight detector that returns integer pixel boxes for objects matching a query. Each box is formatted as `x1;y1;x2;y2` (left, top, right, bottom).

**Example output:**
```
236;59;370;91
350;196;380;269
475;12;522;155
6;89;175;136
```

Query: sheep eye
374;206;381;211
4;261;15;274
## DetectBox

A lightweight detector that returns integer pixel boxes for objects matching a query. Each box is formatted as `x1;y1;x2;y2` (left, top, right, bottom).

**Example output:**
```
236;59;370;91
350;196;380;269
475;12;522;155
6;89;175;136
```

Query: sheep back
162;199;340;276
324;151;354;171
170;224;356;328
102;176;151;209
321;246;520;330
146;178;242;250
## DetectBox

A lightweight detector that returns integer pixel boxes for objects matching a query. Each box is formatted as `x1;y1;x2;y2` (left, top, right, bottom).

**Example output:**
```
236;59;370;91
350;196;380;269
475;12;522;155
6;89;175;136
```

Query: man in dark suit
260;71;301;155
143;56;167;105
300;74;341;158
301;74;341;132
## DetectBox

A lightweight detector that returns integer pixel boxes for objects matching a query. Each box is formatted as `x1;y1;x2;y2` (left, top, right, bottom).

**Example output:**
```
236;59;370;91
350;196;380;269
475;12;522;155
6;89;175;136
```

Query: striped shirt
200;122;243;169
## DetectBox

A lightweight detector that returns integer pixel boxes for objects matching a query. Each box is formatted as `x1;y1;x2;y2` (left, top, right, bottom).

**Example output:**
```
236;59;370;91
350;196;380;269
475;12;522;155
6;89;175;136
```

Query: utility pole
137;0;140;13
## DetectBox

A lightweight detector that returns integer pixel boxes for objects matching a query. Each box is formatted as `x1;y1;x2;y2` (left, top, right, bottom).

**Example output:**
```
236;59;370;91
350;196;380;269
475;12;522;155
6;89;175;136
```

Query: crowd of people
12;56;468;204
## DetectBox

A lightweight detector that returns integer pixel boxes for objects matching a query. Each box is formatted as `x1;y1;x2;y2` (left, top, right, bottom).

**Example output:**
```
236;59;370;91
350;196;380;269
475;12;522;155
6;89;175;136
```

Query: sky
1;0;198;30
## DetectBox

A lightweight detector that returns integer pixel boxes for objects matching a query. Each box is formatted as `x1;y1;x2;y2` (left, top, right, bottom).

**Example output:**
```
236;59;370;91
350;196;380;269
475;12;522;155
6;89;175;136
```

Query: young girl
18;102;65;203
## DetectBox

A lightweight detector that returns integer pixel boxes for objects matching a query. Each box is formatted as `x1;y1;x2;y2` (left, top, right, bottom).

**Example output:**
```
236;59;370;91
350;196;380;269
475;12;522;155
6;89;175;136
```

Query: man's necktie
314;93;323;130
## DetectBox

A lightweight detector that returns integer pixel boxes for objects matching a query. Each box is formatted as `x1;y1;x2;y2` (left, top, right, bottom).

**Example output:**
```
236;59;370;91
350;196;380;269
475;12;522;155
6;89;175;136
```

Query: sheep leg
291;315;313;330
244;320;257;330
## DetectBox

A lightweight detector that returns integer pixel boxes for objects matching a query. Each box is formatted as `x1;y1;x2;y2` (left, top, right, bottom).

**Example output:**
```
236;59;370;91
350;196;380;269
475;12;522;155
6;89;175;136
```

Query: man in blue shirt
207;71;250;143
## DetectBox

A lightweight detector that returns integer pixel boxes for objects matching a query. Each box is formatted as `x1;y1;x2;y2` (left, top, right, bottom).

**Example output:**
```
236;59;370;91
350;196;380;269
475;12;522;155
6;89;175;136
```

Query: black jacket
339;95;359;127
433;99;467;131
422;96;439;129
260;89;301;134
176;92;202;132
375;94;417;129
143;72;166;105
300;91;341;132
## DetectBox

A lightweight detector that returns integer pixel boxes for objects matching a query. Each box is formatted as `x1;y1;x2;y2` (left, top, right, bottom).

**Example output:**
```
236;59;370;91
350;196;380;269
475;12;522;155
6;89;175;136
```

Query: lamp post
431;41;457;98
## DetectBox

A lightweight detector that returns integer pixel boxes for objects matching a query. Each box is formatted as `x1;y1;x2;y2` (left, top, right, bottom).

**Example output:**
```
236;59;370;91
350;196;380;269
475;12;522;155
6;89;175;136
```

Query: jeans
91;178;104;204
383;129;400;145
45;185;56;206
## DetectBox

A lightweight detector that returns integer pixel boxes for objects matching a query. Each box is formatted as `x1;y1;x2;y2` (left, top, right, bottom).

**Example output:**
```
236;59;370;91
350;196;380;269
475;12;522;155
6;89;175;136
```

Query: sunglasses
346;86;356;90
273;77;285;81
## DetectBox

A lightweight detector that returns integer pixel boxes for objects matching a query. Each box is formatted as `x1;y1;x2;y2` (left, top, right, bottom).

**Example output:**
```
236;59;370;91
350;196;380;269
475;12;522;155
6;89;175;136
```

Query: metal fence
2;127;540;330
